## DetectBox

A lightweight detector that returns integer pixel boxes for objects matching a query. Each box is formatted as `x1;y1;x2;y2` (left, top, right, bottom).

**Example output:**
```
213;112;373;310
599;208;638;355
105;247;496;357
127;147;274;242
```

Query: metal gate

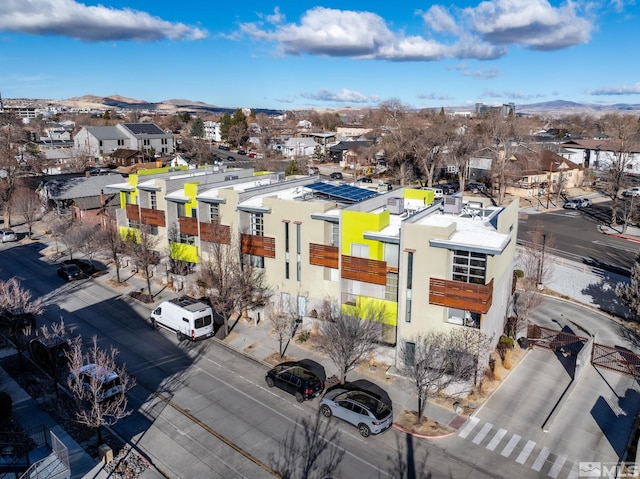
592;343;640;380
527;324;587;356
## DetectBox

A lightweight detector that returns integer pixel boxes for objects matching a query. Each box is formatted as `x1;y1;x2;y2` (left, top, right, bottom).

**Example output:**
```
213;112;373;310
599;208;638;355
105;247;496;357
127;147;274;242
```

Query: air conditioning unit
387;197;404;215
443;193;463;214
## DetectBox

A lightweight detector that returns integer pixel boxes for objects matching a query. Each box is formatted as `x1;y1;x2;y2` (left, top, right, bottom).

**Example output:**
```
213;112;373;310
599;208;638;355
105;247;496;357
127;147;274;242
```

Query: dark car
226;156;236;162
358;177;373;183
29;334;70;370
320;385;393;437
265;361;324;402
237;149;246;155
330;172;343;180
0;311;36;336
57;264;83;281
218;144;230;150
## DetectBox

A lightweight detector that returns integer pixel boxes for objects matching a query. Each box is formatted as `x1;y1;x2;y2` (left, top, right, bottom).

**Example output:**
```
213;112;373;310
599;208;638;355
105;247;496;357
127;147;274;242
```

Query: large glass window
150;191;157;210
331;223;339;247
385;272;398;301
452;250;486;284
209;203;219;223
251;213;264;236
176;202;186;218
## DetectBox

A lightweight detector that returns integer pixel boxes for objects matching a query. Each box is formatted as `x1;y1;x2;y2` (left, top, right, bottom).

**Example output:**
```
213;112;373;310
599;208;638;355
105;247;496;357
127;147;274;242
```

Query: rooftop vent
443;193;463;215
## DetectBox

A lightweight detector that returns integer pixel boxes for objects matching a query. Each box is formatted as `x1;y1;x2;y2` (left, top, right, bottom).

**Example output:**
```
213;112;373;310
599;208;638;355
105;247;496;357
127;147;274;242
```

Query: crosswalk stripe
567;462;579;479
501;434;521;458
486;428;507;451
516;440;536;464
472;423;493;445
548;455;567;478
531;447;550;471
458;417;480;439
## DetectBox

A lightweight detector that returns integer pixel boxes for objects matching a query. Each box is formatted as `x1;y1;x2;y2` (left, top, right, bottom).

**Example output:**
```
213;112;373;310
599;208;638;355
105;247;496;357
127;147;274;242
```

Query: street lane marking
531;447;550;471
501;434;521;458
548;455;567;478
472;423;493;445
516;440;536;464
486;428;506;451
458;417;479;439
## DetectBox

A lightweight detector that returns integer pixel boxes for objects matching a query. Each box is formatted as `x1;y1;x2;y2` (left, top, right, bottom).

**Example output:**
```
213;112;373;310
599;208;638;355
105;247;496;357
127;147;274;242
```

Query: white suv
622;187;640;197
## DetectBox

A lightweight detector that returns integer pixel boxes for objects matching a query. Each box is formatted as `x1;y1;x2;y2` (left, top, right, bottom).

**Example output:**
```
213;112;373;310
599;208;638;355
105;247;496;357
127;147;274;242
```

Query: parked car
57;263;83;281
237;149;246;155
0;228;17;243
29;334;70;370
330;172;343;180
441;183;458;194
465;182;486;192
265;361;324;402
320;385;393;437
226;156;236;162
0;311;36;336
357;177;373;183
248;152;257;158
217;144;230;150
622;187;640;197
69;363;124;402
563;198;592;209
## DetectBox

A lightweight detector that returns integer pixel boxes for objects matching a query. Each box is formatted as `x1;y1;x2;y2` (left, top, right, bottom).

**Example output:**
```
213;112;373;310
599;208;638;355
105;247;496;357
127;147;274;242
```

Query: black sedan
57;264;83;281
265;361;324;402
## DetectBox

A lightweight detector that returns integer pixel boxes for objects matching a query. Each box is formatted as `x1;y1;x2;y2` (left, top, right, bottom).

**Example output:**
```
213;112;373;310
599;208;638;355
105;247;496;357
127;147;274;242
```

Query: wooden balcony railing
241;233;276;258
200;222;231;244
429;278;493;314
341;255;387;286
140;207;166;227
309;243;339;269
178;216;198;236
125;204;139;221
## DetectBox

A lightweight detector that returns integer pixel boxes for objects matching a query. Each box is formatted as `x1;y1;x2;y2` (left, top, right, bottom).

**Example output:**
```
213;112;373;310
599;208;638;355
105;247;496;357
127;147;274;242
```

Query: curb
391;422;457;439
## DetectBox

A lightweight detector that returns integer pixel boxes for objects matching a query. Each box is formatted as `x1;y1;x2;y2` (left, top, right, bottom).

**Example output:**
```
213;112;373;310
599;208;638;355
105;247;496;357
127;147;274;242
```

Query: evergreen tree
616;254;640;319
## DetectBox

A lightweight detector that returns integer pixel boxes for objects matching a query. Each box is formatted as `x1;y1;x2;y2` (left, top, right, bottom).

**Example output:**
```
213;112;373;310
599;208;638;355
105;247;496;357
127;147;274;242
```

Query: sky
0;0;639;111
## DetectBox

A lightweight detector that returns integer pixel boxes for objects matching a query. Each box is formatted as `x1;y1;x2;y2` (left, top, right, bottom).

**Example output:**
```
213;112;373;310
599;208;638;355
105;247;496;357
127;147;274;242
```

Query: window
178;233;196;245
452;250;486;285
384;244;399;268
331;223;339;247
176;202;186;218
251;213;264;236
296;223;301;281
150;191;157;210
406;252;414;290
284;222;290;279
209;203;220;223
191;208;197;219
385;272;398;301
128;219;140;229
404;341;416;365
124;192;132;204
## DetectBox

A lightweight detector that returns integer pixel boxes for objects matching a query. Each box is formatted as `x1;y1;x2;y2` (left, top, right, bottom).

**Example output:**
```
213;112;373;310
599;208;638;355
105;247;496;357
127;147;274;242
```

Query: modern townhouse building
74;123;174;161
106;166;518;366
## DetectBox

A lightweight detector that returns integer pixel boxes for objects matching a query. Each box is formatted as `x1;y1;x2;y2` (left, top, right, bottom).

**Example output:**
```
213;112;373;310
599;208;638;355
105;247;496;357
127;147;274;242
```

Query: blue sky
1;1;639;110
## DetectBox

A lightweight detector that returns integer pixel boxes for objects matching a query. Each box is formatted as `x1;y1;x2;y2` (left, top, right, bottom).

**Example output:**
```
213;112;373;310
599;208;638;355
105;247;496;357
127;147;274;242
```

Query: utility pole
546;162;553;209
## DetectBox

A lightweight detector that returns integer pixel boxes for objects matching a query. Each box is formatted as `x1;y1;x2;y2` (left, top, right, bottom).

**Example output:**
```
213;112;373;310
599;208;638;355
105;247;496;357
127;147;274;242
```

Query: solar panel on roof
123;123;165;135
306;182;378;202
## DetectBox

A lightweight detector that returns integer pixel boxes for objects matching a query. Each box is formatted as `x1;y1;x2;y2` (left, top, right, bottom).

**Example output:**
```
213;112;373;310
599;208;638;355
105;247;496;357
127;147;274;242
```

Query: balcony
241;233;276;258
178;216;198;236
429;278;493;314
341;255;387;286
140;207;166;227
200;222;231;244
309;243;339;269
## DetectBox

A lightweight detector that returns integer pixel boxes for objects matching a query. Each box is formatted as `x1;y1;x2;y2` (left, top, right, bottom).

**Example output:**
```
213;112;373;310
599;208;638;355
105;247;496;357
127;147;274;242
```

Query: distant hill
516;100;640;116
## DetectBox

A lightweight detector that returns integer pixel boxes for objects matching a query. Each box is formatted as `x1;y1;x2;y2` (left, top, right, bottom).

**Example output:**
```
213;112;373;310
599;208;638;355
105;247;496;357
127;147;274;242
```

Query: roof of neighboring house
328;140;373;152
72;193;116;210
107;149;142;159
122;123;166;136
83;126;129;140
561;139;640;153
43;174;125;200
512;150;581;175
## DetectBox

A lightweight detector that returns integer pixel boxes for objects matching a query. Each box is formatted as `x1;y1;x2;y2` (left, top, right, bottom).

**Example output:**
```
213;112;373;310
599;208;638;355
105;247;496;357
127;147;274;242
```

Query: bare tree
315;299;385;384
32;321;70;398
123;225;160;299
0;122;28;226
65;335;135;445
265;295;299;358
510;223;554;338
0;277;43;366
616;253;640;320
11;186;44;238
595;114;640;227
50;218;79;259
65;149;94;173
99;221;125;283
400;329;477;423
269;411;344;479
75;222;101;269
198;239;270;337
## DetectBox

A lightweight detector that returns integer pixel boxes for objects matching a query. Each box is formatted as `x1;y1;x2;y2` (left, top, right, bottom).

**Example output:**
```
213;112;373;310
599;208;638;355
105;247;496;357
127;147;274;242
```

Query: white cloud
464;0;592;50
266;7;285;25
0;0;207;41
417;92;454;100
588;83;640;96
421;5;459;34
463;69;500;79
483;89;546;100
301;88;379;103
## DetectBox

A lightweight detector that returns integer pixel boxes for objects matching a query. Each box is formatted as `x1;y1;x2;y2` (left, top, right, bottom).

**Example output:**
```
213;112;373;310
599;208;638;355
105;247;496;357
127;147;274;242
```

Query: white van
421;187;444;199
150;296;214;341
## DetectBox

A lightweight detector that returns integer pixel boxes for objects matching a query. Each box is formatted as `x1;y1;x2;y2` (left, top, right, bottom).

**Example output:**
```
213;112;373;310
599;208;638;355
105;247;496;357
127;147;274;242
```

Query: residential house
560;139;640;175
74;123;174;162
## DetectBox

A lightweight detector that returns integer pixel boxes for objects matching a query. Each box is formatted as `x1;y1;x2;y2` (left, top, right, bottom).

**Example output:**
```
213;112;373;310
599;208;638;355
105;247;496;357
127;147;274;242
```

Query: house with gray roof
74;122;174;162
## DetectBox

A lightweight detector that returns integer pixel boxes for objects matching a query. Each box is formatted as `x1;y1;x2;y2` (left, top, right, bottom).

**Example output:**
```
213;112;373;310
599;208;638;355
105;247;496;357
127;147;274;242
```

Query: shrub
0;391;12;420
513;269;524;278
